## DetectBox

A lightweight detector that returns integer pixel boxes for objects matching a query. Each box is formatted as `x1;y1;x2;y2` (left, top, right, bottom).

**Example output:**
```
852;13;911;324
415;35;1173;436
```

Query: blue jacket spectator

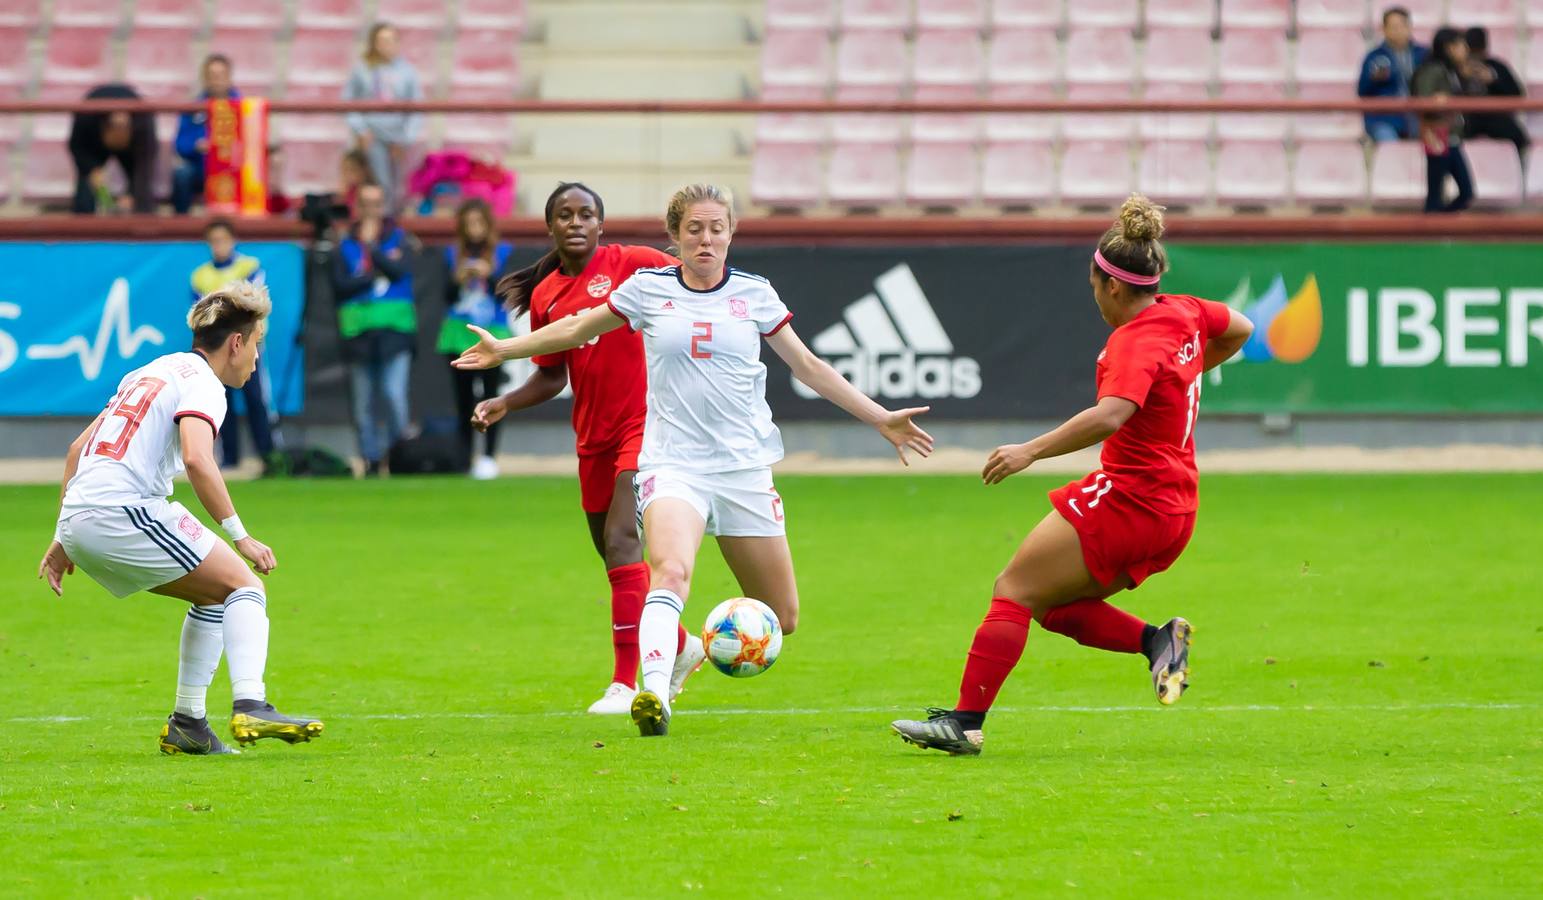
173;54;239;214
1358;7;1428;141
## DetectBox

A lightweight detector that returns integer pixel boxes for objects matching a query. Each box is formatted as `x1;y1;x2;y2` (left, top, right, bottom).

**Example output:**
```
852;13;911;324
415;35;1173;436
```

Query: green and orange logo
1225;273;1323;363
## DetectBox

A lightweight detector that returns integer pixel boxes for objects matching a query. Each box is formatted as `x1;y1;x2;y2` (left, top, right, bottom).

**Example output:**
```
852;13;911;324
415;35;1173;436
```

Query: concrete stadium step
536;59;751;100
525;114;746;166
541;2;753;50
508;159;749;217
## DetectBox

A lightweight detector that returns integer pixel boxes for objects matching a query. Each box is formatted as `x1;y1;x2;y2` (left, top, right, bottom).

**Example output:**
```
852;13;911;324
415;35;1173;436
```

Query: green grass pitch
1;473;1540;897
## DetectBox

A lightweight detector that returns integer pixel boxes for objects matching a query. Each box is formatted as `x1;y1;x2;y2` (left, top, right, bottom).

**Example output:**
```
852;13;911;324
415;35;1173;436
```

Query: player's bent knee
650;558;693;594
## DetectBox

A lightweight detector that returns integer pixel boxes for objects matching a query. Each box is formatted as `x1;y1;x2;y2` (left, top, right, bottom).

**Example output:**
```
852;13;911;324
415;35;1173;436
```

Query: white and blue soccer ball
702;597;782;678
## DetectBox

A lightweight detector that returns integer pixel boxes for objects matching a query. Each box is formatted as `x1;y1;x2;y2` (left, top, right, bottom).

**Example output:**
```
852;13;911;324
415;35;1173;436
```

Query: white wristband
220;515;248;542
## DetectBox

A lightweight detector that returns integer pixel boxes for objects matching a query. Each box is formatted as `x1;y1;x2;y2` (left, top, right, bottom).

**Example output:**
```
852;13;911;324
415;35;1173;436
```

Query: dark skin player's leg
991;509;1131;619
585;470;643;569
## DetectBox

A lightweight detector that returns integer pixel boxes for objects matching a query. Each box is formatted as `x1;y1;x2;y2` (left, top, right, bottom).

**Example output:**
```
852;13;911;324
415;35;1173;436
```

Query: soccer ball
702;597;783;678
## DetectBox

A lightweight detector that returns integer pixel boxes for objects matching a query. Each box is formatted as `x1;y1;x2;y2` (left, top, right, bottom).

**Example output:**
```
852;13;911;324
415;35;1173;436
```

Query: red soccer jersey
529;243;677;455
1094;294;1234;515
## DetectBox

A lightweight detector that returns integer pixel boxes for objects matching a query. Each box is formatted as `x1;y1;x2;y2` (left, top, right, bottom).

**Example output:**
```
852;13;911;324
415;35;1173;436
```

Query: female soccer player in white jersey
36;282;322;756
456;184;933;737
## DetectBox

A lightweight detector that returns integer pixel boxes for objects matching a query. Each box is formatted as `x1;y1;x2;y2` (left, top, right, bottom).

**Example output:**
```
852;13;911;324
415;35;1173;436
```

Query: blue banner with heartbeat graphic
0;242;304;415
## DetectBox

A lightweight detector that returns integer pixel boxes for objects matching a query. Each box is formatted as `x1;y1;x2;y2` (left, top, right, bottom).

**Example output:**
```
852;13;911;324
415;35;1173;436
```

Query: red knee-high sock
955;599;1034;713
1036;598;1146;654
607;563;650;688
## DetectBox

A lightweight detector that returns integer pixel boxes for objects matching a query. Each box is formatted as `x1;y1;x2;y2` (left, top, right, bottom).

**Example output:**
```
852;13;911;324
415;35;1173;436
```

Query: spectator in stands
332;183;419;476
1461;27;1529;158
265;144;294;214
172;54;240;214
1411;28;1475;213
343;23;423;215
69;83;158;214
339;148;375;216
437;198;513;480
1358;7;1428;142
191;219;280;473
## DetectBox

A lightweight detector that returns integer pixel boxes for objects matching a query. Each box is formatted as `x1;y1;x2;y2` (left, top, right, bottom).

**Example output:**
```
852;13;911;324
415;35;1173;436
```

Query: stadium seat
835;29;908;89
1214;139;1288;205
838;0;912;31
913;29;985;88
1218;0;1290;30
1528;0;1543;26
438;112;514;148
832;85;905;141
1137;139;1212;207
1395;0;1446;24
751;141;824;207
1059;139;1135;205
210;0;289;30
375;0;446;29
449;30;521;100
761;28;833;90
1140;81;1213;140
0;28;34;99
40;27;116;98
281;140;342;195
396;26;444;97
757;84;828;144
905;141;979;205
209;27;281;96
21;143;76;201
52;0;126;28
1065;0;1139;29
1063;27;1137;88
1466;139;1524;206
826;142;902;206
986;28;1060;88
123;27;200;101
0;6;42;29
1293;83;1366;140
1293;139;1370;205
295;0;366;32
983;83;1057;141
273;111;352;144
991;0;1063;28
1217;82;1290;141
1218;28;1288;84
1369;140;1427;206
1143;27;1215;86
1447;0;1520;28
1144;0;1218;29
1063;82;1138;139
1295;0;1371;30
1527;146;1543;203
285;31;356;97
1295;28;1370;90
911;84;983;141
31;112;72;143
980;140;1056;205
458;0;527;32
765;0;838;30
132;0;208;29
916;0;988;30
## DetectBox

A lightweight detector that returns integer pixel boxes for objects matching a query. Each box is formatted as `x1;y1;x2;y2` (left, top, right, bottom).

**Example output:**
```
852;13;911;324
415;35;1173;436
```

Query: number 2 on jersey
690;322;714;359
91;376;167;460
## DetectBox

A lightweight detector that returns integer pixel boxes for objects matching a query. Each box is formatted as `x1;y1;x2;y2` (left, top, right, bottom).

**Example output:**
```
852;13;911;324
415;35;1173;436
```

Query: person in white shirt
37;282;323;756
455;183;933;737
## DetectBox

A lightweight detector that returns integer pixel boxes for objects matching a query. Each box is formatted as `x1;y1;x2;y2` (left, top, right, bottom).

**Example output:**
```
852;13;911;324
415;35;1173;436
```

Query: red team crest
729;298;748;319
178;515;205;540
586;274;612;298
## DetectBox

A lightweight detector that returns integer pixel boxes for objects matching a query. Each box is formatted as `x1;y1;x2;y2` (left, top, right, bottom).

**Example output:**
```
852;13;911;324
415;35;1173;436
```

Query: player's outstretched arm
179;418;275;574
768;327;934;465
983;397;1138;485
472;366;569;432
454;306;624;370
1203;307;1254;371
38;415;99;595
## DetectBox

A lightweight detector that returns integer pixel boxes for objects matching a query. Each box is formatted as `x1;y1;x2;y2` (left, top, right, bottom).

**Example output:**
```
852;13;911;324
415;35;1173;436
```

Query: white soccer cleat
471;455;499;480
670;633;706;701
586;682;638;715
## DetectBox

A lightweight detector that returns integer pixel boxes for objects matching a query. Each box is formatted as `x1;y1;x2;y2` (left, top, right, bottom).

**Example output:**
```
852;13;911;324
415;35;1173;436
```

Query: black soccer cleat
631;690;669;737
230;700;324;746
160;713;238;756
1147;617;1193;706
891;708;984;756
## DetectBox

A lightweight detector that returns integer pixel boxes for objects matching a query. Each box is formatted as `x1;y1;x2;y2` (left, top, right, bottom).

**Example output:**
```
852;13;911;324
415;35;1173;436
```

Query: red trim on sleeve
174;411;219;438
763;312;794;337
604;298;633;330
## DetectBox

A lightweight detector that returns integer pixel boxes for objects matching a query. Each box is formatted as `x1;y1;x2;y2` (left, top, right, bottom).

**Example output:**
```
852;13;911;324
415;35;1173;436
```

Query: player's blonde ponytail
189;280;272;350
664;183;736;253
1095;193;1169;290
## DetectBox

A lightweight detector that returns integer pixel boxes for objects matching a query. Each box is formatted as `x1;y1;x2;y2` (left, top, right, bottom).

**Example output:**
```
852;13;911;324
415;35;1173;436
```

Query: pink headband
1093;248;1162;286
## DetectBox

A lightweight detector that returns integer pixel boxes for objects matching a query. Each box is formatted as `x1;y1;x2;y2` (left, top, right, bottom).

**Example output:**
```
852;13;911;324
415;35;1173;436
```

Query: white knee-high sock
639;589;684;707
176;605;224;719
223;587;269;703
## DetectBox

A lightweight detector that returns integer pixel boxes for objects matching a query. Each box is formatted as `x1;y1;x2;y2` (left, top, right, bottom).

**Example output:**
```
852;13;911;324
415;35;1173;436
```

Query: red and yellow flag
204;97;269;215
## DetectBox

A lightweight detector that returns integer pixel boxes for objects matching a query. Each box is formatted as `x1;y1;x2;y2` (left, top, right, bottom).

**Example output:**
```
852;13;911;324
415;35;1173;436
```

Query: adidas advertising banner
0;242;306;416
1163;243;1543;413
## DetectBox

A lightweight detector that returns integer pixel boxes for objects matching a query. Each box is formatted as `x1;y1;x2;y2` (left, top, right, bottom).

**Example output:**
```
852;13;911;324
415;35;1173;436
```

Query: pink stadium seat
983;83;1057;141
376;0;446;29
757;85;828;144
832;85;904;141
1063;28;1137;85
986;28;1060;87
1528;0;1543;26
1294;28;1370;89
751;141;824;207
396;26;443;95
449;30;521;100
835;30;908;88
0;28;33;99
1293;139;1370;205
906;141;979;205
1369;140;1427;206
1447;0;1520;28
913;29;985;87
980;140;1055;205
133;0;207;28
1465;139;1524;206
52;0;125;28
281;141;343;195
458;0;527;32
209;27;280;95
1145;0;1217;29
286;31;355;96
839;0;912;30
1066;0;1139;29
1214;139;1288;204
1140;81;1212;140
916;0;988;30
41;27;115;95
1527;145;1543;203
124;27;200;101
1395;0;1445;25
1137;139;1211;207
0;6;42;28
911;84;982;141
1217;82;1290;139
23;143;79;200
273;112;352;144
1218;0;1290;30
1143;28;1215;85
1218;29;1288;84
765;0;837;30
826;142;902;206
31;112;73;143
1296;0;1371;30
439;113;513;146
1063;82;1137;139
1059;139;1135;205
991;0;1063;28
1482;28;1519;68
761;29;833;90
1293;83;1365;140
210;0;288;30
295;0;366;32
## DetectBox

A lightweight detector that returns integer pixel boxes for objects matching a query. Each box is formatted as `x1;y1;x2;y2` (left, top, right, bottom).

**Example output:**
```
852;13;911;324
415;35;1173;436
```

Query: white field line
3;702;1532;724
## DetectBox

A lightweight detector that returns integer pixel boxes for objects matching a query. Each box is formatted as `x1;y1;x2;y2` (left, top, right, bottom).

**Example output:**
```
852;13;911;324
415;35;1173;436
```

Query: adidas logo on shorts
795;263;982;401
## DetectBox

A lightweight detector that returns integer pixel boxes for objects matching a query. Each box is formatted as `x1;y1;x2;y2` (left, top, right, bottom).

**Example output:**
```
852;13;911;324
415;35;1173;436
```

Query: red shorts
577;428;644;514
1047;471;1196;590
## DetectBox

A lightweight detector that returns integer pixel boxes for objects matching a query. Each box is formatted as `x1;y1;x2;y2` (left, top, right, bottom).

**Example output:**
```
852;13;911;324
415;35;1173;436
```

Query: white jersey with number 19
60;351;228;520
606;266;793;475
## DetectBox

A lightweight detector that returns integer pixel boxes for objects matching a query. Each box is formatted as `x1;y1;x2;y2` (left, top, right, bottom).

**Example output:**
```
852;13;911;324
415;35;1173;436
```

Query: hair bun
1117;194;1166;243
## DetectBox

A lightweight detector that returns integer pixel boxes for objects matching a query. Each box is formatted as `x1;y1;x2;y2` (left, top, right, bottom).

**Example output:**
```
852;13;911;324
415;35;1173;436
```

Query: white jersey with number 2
60;351;228;520
606;266;794;474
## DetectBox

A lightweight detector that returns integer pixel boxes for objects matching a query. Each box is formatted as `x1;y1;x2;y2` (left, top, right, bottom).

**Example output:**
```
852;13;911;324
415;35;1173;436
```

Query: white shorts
634;467;786;538
58;500;218;598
